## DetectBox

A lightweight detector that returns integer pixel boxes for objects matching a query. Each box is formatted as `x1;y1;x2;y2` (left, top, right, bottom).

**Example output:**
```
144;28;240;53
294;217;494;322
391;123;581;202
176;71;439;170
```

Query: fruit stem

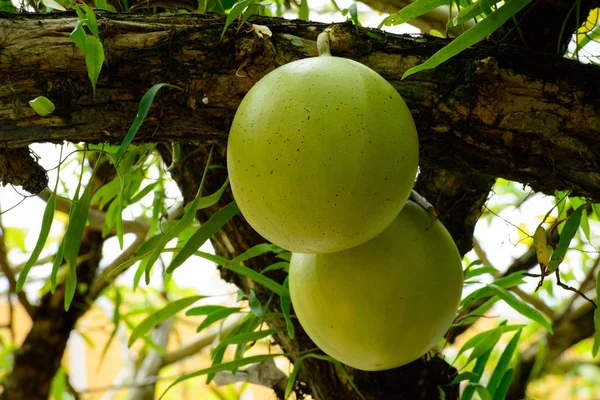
317;31;332;57
410;190;437;217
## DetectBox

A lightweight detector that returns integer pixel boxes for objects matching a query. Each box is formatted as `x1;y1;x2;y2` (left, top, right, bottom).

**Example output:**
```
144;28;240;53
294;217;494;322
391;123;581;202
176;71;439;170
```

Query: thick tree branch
1;13;600;201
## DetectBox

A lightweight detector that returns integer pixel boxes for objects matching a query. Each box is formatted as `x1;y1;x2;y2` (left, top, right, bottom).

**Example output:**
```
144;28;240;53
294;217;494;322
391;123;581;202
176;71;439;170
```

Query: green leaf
403;0;532;79
29;96;56;116
450;371;479;385
438;386;446;400
285;357;304;398
80;4;99;38
226;263;289;298
186;305;236;316
84;35;105;96
91;178;120;208
230;243;284;265
342;3;361;28
219;328;278;346
50;367;67;400
281;278;295;339
71;21;87;55
488;284;553;333
487;329;521;395
466;384;492;400
116;83;180;165
16;194;56;293
196;307;243;333
464;265;498;280
128;295;204;346
50;240;66;293
592;269;600;357
460;271;526;307
492;369;514;400
159;354;281;399
41;0;66;10
461;347;493;400
64;178;94;311
130;182;159;204
166;201;240;274
221;0;254;38
137;174;226;287
455;323;522;361
380;0;449;28
248;290;264;317
466;326;504;365
547;204;586;273
261;261;289;274
298;0;308;20
580;210;591;241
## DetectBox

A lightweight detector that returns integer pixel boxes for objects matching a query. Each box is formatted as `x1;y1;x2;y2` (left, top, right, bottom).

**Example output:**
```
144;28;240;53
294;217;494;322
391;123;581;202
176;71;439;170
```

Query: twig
473;239;493;267
555;270;597;308
559;255;600;319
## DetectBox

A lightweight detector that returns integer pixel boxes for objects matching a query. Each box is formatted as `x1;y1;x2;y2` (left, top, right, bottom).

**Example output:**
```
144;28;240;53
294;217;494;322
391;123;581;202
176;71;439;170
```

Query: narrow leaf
281;278;295;339
219;328;278;346
116;83;180;165
84;35;105;96
159;354;281;400
50;240;66;293
248;290;264;317
492;369;514;400
381;0;450;27
464;265;498;280
403;0;532;79
461;348;493;400
298;0;308;20
128;295;204;346
230;243;284;265
285;357;304;398
166;201;240;274
261;261;289;274
64;179;93;310
221;0;254;38
488;284;553;333
487;329;521;395
226;263;288;298
186;305;237;316
196;307;243;333
17;194;56;292
450;371;479;385
547;204;586;273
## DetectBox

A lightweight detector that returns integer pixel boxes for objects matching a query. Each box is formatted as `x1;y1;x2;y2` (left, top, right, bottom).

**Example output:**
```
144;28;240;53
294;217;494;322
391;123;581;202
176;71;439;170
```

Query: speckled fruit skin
227;56;419;254
289;201;463;371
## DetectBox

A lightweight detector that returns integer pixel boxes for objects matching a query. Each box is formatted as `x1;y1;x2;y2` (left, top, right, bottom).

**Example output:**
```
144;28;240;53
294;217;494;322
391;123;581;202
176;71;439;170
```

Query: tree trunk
1;230;104;400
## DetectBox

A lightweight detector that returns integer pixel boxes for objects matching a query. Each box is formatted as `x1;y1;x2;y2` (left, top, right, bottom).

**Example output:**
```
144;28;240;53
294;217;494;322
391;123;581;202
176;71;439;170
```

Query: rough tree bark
1;13;600;200
0;7;599;400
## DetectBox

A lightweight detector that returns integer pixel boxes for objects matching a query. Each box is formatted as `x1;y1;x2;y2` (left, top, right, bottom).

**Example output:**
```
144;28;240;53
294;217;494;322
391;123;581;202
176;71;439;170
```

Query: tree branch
1;14;600;201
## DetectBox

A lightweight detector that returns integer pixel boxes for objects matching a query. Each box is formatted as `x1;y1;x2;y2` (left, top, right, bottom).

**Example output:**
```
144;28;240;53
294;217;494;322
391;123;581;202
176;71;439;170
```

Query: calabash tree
0;0;600;399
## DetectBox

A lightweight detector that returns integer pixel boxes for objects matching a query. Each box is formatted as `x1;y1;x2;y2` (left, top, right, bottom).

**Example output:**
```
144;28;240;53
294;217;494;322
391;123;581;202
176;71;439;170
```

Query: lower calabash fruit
227;55;419;254
289;200;463;371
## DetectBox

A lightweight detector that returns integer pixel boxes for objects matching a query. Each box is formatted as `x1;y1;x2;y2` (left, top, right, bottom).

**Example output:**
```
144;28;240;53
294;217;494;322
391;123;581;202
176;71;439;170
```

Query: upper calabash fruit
227;56;419;253
289;200;463;371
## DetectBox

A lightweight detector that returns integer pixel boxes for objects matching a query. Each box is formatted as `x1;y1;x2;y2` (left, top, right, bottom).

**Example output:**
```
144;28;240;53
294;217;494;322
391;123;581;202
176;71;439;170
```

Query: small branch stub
317;31;332;57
